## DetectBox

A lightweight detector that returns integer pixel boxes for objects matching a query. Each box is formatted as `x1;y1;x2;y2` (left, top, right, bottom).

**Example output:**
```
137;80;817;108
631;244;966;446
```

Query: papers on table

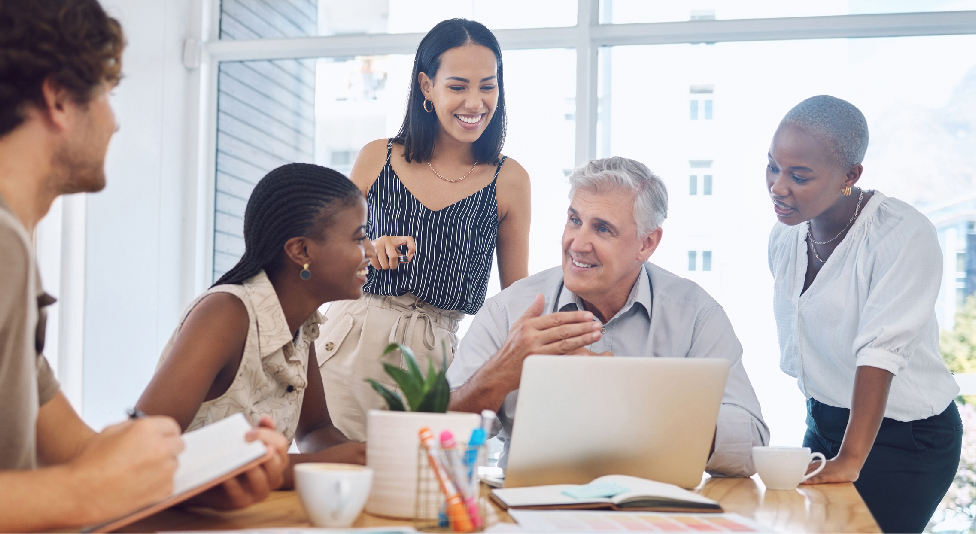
508;510;774;533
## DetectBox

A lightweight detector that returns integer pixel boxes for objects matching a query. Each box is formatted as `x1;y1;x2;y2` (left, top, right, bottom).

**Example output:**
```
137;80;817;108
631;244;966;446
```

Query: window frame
186;0;976;296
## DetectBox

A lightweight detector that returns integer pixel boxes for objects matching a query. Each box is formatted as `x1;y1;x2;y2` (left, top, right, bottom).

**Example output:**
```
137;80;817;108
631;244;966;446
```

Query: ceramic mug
752;446;827;490
295;463;373;527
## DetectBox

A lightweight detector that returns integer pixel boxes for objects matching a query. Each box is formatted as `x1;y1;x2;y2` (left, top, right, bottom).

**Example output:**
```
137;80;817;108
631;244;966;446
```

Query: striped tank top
362;140;505;315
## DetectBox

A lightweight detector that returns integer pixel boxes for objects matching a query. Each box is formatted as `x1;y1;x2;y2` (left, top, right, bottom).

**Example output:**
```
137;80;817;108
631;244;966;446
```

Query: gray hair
568;156;668;238
781;95;869;168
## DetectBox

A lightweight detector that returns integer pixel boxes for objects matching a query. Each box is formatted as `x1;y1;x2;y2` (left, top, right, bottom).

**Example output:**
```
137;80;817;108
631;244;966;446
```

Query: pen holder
415;441;490;532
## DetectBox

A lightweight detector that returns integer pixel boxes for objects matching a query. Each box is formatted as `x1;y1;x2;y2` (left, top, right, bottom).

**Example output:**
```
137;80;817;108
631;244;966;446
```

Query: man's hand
451;294;602;415
65;416;184;523
186;416;289;510
487;293;603;390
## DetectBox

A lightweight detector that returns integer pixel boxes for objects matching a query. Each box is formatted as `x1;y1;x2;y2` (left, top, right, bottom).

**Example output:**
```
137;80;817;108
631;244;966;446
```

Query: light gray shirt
447;263;769;477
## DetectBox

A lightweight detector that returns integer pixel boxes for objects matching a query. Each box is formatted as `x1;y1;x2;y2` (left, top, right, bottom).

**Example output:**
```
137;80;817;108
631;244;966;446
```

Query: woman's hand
316;442;367;465
184;416;289;511
801;454;861;485
370;235;416;270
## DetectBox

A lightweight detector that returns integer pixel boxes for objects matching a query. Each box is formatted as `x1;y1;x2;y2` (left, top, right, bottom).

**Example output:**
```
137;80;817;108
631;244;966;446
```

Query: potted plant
364;343;481;519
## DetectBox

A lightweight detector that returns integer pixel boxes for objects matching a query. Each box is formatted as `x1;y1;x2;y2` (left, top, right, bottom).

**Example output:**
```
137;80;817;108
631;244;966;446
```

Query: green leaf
366;378;406;411
423;352;438;395
383;343;424;385
418;367;451;413
382;363;424;411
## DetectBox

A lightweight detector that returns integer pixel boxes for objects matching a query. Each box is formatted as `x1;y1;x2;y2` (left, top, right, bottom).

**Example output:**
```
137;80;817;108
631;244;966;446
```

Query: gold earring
300;263;311;280
423;99;434;113
842;186;852;196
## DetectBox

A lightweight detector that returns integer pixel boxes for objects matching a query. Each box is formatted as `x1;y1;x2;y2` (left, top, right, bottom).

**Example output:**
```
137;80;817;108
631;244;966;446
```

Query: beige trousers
316;292;463;441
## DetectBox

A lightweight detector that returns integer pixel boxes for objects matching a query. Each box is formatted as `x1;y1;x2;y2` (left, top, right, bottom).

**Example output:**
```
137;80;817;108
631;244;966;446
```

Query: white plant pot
365;409;481;519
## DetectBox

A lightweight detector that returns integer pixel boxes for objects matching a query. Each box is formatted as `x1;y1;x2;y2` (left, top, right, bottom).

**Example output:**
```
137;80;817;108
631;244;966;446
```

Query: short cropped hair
0;0;126;138
781;95;869;168
568;157;668;238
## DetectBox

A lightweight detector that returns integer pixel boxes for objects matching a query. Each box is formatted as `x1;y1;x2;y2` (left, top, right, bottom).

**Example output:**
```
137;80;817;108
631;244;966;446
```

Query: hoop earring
423;99;434;113
300;263;311;280
842;186;852;196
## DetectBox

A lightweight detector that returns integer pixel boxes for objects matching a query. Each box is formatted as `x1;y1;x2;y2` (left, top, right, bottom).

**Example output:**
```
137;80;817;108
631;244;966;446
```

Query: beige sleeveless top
157;270;322;443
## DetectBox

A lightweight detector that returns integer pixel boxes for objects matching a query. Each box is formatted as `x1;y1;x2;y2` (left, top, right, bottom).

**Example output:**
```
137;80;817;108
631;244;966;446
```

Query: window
689;85;713;120
959;252;967;273
688;250;712;271
689;160;713;196
199;0;976;465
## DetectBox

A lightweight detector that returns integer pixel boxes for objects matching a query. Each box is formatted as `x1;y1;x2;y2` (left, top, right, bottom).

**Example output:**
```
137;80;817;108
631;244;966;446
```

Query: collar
555;267;653;324
242;270;324;360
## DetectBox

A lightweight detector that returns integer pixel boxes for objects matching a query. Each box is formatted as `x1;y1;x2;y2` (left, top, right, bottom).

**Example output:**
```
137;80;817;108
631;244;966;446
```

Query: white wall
79;0;200;430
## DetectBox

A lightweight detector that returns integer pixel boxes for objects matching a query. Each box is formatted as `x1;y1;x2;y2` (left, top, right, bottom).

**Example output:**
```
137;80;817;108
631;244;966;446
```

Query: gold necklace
807;188;865;264
427;160;478;183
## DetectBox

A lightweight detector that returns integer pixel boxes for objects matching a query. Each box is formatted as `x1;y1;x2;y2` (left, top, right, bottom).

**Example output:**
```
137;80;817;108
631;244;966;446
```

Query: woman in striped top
316;19;531;441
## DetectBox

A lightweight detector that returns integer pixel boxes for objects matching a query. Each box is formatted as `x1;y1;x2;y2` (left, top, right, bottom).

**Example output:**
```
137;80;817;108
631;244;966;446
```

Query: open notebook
491;474;722;513
83;413;270;533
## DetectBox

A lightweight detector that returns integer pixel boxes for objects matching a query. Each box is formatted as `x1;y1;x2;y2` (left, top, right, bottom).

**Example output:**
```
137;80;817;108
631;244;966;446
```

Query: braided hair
214;163;362;287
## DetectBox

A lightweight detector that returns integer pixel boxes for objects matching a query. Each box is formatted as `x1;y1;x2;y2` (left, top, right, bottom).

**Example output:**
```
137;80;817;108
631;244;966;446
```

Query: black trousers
803;398;962;533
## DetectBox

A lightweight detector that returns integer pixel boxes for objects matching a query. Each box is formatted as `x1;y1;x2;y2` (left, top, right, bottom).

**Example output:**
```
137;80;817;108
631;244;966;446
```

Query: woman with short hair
766;95;962;533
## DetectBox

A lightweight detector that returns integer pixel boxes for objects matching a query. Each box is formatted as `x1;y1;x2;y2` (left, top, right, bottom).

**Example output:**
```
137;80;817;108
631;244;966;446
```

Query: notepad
491;474;722;513
83;413;270;533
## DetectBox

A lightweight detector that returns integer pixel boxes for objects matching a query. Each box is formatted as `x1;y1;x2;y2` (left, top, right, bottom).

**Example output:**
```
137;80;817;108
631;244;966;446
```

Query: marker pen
419;427;473;533
441;430;482;529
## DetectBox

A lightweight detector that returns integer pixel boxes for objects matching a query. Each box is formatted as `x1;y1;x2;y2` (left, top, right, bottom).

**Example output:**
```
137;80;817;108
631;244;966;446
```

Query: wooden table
122;476;880;533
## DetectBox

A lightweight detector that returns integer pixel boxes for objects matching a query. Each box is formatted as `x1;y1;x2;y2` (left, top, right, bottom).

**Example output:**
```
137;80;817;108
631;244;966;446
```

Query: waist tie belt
367;293;461;354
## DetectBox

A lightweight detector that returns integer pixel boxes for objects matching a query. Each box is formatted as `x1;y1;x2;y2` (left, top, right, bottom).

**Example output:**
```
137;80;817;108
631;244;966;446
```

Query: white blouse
769;191;958;422
157;270;322;443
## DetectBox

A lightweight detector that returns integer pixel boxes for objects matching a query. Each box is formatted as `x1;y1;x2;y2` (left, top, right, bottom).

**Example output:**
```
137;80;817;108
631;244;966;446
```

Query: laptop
503;356;730;489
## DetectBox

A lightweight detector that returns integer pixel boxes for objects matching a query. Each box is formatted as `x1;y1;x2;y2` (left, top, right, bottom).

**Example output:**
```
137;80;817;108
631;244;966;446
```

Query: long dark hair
214;163;361;287
395;18;507;165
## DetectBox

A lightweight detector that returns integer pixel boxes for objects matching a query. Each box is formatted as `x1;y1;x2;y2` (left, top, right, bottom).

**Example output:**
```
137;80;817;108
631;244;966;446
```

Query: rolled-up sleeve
853;222;942;375
688;305;770;477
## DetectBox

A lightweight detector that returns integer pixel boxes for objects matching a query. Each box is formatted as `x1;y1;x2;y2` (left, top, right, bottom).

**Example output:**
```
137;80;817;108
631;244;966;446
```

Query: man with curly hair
0;1;289;530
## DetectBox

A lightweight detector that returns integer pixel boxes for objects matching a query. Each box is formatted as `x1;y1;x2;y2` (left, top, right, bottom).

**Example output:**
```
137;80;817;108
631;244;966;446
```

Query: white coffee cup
295;463;374;527
752;446;827;490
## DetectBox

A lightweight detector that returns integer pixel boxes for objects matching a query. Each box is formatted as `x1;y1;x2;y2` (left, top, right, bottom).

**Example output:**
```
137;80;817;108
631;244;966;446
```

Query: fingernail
583;312;592;320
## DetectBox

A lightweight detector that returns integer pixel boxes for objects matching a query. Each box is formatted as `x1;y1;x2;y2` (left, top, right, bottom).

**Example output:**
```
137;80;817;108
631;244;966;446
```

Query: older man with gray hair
447;156;769;477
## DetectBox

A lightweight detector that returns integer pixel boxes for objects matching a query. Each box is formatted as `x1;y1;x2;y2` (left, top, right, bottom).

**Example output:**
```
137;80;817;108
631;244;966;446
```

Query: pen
126;407;146;420
441;430;482;529
419;427;472;533
465;427;486;507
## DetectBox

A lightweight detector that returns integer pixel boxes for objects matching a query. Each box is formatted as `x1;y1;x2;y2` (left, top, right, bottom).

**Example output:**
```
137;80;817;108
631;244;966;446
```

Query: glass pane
220;0;577;39
689;175;698;195
703;99;713;120
687;250;697;271
601;34;976;449
689;99;698;120
602;0;976;24
702;250;712;271
703;174;712;195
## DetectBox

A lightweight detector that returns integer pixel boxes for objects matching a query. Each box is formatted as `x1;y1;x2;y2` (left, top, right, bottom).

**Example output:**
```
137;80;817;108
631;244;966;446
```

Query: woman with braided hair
317;18;531;442
137;163;375;489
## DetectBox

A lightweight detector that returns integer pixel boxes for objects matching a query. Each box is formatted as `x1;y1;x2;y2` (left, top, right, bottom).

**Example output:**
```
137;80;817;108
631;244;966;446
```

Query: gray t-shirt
0;194;60;470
